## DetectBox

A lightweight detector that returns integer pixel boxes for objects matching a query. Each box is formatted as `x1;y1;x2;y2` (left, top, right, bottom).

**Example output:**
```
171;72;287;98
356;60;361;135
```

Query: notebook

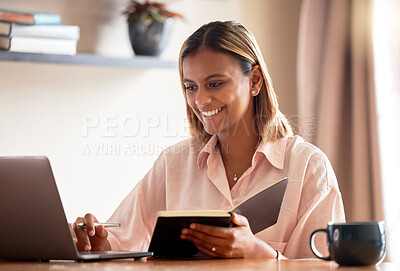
0;156;153;261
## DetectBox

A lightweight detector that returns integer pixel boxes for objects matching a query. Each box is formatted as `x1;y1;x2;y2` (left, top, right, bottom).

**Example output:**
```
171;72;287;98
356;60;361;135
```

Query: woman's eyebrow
205;74;227;80
182;78;194;84
183;74;227;83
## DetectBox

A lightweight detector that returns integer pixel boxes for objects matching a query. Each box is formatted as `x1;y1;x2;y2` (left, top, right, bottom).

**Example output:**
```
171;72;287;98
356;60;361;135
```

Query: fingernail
89;230;95;236
85;245;91;251
190;224;196;229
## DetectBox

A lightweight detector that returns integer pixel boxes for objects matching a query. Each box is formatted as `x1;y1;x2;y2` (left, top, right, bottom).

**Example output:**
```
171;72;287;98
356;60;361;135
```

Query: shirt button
226;202;231;206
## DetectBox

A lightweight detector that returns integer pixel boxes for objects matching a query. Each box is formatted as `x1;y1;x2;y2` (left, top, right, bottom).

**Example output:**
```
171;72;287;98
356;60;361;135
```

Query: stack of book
0;8;80;55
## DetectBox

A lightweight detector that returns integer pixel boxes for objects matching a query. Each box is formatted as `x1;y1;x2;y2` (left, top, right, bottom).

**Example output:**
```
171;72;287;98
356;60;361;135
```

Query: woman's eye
185;85;197;92
209;82;223;88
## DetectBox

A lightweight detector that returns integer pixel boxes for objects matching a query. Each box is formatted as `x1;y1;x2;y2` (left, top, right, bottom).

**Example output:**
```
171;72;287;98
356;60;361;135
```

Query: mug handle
310;228;331;261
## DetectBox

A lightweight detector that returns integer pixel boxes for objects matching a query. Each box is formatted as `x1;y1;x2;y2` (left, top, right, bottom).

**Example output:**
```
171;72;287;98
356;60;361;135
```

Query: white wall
0;0;301;222
0;63;186;222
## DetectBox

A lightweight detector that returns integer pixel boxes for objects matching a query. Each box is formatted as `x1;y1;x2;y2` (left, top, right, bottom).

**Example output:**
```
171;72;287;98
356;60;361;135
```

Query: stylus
77;222;121;228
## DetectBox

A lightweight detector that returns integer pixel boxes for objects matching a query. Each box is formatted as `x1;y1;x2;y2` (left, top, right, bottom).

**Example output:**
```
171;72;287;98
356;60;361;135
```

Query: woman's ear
249;65;263;96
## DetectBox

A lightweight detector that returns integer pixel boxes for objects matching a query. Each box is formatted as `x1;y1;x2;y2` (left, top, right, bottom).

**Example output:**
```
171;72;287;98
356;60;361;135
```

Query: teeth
201;107;222;117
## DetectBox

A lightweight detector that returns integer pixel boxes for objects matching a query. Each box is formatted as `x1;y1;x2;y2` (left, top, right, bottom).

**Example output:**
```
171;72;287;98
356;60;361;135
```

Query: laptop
0;156;153;261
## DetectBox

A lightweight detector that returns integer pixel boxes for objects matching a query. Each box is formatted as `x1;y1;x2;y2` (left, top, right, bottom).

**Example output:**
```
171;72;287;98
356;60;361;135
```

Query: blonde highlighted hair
179;21;293;143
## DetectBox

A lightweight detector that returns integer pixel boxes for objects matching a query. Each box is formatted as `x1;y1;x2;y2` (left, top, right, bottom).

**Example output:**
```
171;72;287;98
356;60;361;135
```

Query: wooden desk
0;259;398;271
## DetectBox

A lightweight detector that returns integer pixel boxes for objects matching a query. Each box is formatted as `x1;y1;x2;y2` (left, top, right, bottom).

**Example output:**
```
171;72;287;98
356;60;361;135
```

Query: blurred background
0;0;398;261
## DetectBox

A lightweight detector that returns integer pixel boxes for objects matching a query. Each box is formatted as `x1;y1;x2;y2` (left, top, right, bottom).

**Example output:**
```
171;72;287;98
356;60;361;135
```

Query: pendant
233;174;238;182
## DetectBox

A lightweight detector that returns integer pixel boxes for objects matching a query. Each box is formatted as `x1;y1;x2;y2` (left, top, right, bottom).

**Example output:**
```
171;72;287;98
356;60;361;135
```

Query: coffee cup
310;221;386;266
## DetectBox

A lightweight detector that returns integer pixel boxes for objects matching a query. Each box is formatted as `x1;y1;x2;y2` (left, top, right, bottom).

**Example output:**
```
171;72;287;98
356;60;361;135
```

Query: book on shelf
0;36;77;55
0;8;61;25
148;177;289;258
0;22;80;40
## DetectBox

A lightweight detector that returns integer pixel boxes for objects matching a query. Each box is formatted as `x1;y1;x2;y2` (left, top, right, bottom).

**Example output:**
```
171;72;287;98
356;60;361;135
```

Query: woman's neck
218;133;260;161
218;131;260;188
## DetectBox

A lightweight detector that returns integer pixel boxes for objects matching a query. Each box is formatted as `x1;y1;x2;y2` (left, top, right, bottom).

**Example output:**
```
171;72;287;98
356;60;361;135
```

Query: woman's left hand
180;213;276;258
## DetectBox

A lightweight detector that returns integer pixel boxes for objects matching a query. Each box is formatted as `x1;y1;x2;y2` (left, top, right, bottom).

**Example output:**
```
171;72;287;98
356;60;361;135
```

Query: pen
77;222;121;228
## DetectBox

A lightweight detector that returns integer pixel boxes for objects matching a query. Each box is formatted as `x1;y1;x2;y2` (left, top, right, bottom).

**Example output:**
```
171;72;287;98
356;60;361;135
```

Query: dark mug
310;221;386;266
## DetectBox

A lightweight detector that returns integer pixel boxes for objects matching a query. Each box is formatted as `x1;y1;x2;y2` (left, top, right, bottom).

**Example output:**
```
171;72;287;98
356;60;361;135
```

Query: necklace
224;160;253;182
217;138;260;182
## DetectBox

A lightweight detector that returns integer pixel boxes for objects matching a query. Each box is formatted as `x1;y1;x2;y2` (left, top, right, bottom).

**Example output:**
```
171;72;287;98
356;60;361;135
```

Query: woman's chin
203;127;227;137
203;129;218;136
201;120;226;136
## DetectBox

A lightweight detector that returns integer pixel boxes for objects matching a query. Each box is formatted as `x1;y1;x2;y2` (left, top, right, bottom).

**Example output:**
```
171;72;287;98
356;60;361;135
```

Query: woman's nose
195;88;212;107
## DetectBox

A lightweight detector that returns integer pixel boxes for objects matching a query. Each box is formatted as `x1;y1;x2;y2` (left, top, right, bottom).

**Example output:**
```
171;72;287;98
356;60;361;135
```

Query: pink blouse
106;135;345;258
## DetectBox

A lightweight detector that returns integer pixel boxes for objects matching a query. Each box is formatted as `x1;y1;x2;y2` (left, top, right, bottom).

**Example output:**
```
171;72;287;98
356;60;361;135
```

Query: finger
87;225;108;251
196;242;219;258
84;213;98;237
74;216;84;227
74;217;92;251
75;228;91;251
94;224;108;240
186;233;230;258
189;223;232;238
181;228;226;248
231;213;250;227
182;230;214;251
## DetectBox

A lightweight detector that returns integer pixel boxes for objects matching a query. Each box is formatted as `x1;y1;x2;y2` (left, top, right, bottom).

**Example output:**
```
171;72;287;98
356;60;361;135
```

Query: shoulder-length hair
178;21;293;144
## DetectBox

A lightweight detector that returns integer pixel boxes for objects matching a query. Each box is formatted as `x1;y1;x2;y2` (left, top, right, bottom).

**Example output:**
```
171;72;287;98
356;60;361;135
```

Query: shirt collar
197;135;288;170
255;137;288;169
197;135;219;168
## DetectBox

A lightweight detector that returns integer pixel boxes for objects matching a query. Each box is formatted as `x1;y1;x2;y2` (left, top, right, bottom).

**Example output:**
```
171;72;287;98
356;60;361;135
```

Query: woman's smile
199;106;225;118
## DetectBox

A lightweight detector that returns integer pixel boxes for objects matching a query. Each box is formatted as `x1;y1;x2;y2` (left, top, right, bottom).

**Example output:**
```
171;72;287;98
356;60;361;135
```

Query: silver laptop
0;156;153;261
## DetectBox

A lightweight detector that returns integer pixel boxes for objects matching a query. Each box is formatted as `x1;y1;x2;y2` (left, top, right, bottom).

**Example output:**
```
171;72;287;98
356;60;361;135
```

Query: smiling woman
73;21;345;259
179;21;292;146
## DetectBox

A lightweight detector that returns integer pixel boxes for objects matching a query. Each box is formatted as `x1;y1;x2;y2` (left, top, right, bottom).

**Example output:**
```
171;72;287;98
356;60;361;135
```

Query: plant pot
128;17;174;56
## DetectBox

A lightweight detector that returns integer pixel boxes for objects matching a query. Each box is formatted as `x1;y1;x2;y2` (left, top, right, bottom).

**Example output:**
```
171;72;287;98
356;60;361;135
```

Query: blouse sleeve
106;152;167;252
284;150;346;258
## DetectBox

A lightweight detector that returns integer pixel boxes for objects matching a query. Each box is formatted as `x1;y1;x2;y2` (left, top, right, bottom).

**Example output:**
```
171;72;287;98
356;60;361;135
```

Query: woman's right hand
72;213;110;251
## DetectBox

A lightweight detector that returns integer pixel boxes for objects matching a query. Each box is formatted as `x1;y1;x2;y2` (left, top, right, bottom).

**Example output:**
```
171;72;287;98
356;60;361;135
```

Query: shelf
0;51;177;69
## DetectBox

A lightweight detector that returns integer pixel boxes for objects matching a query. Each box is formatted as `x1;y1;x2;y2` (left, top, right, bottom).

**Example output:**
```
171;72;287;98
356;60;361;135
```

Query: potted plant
123;0;183;56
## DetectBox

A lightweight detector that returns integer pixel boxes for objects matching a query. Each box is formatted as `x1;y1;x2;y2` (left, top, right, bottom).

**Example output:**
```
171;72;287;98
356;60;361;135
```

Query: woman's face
182;47;255;137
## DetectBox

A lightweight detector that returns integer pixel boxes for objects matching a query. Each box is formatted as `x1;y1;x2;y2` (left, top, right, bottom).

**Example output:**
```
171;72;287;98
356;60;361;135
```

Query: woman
73;21;345;259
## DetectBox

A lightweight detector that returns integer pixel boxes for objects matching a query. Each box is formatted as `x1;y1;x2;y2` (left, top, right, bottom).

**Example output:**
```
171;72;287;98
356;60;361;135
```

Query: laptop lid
0;156;152;261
